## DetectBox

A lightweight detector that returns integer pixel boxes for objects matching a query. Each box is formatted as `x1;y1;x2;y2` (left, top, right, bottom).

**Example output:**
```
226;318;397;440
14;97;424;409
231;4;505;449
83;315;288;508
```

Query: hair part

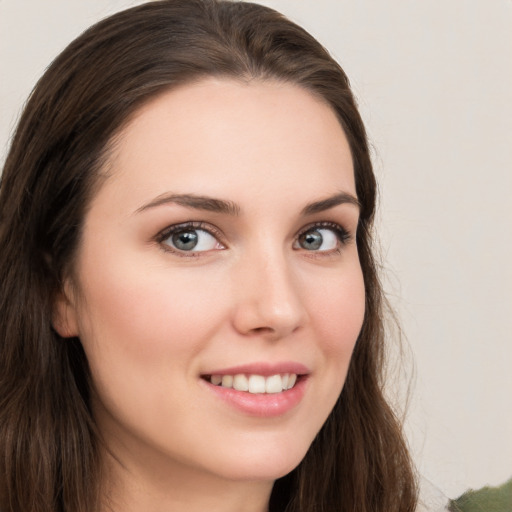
0;1;417;511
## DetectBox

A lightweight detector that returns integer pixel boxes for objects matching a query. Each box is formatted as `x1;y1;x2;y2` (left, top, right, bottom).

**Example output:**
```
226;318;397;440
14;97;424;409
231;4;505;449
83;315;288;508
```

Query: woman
0;1;417;511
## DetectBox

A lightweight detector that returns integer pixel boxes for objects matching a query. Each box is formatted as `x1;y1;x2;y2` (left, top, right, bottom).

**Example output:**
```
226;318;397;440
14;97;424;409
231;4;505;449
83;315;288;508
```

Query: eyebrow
135;191;359;216
301;192;360;215
135;193;241;216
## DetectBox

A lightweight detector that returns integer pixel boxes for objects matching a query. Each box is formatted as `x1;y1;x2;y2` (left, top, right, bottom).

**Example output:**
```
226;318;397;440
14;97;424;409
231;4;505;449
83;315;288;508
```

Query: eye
158;222;225;254
295;223;350;252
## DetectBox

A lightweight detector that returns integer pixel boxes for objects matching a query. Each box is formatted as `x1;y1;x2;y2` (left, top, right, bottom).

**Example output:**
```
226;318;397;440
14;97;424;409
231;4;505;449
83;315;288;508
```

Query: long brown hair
0;1;417;511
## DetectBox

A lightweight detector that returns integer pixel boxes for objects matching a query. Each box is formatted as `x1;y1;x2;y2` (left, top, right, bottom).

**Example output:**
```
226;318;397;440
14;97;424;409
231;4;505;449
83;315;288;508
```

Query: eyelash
155;220;352;257
155;221;224;257
295;221;352;253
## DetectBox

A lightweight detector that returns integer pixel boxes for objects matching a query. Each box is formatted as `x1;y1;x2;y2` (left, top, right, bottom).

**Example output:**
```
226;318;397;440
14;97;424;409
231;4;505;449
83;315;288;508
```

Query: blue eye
160;224;223;253
295;224;349;252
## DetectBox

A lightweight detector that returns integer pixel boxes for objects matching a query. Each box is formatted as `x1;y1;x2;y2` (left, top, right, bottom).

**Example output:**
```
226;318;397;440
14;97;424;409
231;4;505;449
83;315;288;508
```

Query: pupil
301;230;323;250
172;230;198;250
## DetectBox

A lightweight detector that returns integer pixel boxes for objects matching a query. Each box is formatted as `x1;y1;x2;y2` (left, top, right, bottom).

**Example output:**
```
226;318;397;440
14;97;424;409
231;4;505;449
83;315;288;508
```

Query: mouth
200;364;309;417
201;373;302;394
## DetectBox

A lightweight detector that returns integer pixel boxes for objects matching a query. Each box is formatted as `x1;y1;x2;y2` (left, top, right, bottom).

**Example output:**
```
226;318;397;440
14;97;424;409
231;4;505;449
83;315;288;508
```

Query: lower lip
202;377;308;417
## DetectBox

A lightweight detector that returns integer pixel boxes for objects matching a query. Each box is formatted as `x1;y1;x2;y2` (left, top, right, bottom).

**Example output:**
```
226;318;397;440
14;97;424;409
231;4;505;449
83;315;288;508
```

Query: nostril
252;326;275;334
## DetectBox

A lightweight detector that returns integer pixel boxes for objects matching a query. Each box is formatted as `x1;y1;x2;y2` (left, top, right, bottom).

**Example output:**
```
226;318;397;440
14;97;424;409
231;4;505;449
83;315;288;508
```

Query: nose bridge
231;241;306;338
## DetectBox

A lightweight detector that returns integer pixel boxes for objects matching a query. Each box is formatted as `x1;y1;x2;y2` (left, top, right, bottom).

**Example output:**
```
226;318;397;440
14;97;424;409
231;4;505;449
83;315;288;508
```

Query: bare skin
54;79;365;512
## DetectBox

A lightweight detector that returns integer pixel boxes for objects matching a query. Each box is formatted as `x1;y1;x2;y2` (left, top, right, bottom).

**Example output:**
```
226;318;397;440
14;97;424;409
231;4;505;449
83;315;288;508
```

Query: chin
207;437;311;482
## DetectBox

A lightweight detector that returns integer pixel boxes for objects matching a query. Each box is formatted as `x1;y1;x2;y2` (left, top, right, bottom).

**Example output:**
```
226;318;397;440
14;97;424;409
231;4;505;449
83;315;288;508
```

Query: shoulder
448;478;512;512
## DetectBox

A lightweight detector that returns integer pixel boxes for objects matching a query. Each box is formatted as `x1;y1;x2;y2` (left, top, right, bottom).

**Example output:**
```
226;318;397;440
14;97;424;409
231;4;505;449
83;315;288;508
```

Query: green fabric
449;478;512;512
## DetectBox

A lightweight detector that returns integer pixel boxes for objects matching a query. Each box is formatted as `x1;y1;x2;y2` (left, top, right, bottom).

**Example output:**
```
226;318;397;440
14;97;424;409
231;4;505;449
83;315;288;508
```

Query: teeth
248;375;266;393
221;375;233;388
287;373;297;390
208;373;299;393
233;374;249;391
265;374;283;393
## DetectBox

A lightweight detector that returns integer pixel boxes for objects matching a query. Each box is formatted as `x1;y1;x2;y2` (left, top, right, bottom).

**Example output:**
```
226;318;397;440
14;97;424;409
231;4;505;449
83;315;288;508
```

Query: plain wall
1;0;511;501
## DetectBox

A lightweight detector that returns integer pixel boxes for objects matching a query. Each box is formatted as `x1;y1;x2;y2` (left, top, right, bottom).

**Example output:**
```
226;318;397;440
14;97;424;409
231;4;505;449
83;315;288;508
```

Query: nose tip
231;263;307;340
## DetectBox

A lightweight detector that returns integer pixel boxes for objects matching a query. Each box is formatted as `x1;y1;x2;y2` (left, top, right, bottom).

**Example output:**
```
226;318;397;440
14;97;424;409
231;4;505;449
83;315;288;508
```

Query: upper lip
202;361;310;377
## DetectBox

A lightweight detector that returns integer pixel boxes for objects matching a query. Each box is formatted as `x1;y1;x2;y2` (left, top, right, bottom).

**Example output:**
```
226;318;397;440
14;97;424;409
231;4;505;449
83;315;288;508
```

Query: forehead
95;78;355;215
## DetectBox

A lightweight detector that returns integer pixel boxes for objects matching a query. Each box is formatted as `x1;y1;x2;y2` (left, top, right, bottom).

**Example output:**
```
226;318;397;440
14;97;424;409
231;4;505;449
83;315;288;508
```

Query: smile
200;362;309;416
204;373;298;394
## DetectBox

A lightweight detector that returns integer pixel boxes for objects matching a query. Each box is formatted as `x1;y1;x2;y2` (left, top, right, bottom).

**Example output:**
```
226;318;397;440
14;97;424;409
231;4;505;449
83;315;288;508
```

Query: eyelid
155;221;226;256
154;220;352;257
294;221;352;251
296;221;351;240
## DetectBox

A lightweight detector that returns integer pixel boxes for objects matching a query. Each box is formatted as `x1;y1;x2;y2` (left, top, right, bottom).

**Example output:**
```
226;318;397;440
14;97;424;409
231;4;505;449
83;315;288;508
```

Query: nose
231;248;307;340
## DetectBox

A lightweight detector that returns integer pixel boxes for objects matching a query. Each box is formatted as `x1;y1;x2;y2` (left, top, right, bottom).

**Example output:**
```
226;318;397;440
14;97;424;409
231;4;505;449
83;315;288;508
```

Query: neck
98;445;273;512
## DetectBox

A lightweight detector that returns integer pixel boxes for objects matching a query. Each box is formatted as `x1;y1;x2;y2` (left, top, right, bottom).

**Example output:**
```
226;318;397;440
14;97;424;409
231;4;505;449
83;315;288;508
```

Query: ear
52;283;79;338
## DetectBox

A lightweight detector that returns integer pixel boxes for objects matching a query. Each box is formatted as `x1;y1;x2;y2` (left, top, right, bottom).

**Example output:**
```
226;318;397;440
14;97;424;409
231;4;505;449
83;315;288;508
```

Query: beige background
1;0;511;500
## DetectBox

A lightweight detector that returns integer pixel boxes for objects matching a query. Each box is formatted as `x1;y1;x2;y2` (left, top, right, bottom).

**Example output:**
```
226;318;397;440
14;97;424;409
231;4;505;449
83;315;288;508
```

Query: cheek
293;260;365;445
308;262;366;358
73;254;232;441
74;251;227;381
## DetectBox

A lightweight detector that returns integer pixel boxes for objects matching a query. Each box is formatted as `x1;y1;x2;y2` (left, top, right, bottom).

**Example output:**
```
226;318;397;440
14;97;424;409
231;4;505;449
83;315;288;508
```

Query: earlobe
52;286;79;338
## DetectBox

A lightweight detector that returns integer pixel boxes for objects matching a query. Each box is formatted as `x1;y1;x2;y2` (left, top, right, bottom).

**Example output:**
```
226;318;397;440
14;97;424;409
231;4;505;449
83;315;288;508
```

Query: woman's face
56;79;365;485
